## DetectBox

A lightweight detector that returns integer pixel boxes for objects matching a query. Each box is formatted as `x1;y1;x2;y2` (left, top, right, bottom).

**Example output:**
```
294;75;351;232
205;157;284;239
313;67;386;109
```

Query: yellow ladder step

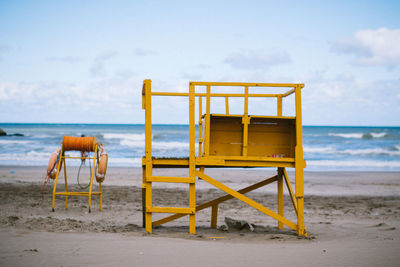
147;207;195;214
147;176;195;183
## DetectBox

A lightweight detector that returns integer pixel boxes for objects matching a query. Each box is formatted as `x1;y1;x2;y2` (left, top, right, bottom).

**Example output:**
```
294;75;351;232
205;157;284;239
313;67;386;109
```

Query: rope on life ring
47;149;62;179
40;149;62;204
95;146;108;183
77;155;91;189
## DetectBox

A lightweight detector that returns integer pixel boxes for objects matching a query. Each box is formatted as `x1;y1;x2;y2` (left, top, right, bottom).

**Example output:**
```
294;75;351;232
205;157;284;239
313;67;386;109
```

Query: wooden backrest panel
248;117;296;158
208;115;296;158
209;115;243;156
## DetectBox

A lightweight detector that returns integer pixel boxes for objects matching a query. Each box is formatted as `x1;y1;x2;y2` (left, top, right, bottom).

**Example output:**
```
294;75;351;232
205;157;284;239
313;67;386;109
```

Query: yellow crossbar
151;92;281;98
148;176;194;183
189;81;304;88
62;156;96;159
148;207;195;214
55;192;101;196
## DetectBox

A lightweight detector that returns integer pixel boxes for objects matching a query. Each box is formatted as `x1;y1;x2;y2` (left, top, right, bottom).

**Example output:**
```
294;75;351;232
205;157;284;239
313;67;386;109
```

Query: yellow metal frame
141;80;306;236
52;142;103;213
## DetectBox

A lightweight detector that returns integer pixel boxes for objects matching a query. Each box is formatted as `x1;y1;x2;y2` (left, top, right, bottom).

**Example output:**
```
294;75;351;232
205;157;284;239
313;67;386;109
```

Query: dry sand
0;166;399;266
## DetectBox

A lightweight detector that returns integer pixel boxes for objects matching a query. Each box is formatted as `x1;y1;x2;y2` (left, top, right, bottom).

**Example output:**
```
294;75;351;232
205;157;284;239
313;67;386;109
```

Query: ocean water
0;123;399;171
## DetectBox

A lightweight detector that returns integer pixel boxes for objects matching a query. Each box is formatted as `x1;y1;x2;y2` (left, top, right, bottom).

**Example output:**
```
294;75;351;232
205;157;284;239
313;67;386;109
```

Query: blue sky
0;0;399;125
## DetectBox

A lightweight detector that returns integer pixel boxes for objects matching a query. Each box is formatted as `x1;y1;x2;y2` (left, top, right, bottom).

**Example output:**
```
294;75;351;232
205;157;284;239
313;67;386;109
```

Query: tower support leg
277;167;284;229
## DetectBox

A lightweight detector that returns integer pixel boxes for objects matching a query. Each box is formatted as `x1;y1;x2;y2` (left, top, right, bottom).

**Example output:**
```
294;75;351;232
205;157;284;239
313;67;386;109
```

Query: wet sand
0;166;399;266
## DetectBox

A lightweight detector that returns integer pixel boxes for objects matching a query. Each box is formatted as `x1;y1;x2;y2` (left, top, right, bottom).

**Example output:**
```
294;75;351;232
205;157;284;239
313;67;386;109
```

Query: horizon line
0;122;399;128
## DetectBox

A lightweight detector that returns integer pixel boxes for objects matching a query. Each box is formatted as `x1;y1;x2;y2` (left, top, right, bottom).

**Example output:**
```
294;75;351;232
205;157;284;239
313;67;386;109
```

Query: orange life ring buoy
47;149;62;179
96;151;108;183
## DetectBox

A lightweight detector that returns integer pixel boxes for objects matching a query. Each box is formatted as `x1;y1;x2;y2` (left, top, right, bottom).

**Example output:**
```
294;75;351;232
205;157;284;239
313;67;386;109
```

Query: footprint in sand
371;223;396;231
372;222;388;227
380;227;396;231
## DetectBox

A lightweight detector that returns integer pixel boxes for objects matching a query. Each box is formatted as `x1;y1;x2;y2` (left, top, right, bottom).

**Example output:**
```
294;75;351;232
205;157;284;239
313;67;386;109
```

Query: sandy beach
0;166;399;266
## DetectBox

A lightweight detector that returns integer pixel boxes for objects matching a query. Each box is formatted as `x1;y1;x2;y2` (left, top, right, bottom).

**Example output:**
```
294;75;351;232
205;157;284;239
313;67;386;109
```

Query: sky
0;0;399;126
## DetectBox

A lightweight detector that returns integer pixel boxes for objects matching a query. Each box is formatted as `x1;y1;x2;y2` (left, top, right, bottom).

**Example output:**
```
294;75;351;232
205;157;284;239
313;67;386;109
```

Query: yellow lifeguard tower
141;80;306;236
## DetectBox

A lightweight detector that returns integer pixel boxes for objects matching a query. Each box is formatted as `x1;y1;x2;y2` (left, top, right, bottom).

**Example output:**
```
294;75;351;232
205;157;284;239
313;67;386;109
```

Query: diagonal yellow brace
283;168;298;214
195;171;298;231
153;175;278;226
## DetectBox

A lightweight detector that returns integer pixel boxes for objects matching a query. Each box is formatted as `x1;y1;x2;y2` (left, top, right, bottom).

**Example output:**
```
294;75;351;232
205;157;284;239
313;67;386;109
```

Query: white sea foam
120;140;189;150
341;148;400;156
304;146;400;156
33;134;54;138
104;133;189;149
328;133;364;138
120;139;144;148
0;151;142;167
328;132;388;139
108;157;142;166
308;160;400;168
370;132;387;138
0;140;32;145
0;151;49;164
103;133;145;140
153;141;189;150
304;146;336;153
104;133;146;148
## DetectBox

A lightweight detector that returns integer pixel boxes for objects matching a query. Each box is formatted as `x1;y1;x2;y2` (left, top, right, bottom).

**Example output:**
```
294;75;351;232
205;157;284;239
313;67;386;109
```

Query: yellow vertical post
294;85;306;236
204;85;211;156
225;96;229;115
144;79;153;234
189;83;196;234
88;145;97;213
211;204;218;228
99;182;102;211
63;156;68;209
242;86;249;157
52;148;63;212
277;96;282;117
277;167;284;229
142;166;146;228
198;97;203;157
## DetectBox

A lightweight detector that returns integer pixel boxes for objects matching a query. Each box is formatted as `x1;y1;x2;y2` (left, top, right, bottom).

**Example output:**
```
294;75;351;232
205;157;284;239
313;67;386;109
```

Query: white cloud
181;72;202;80
336;71;354;81
223;49;292;70
0;78;139;109
301;72;400;125
47;56;83;63
90;50;118;77
115;69;135;79
0;78;143;123
195;64;211;69
332;28;400;67
0;44;9;61
134;48;157;56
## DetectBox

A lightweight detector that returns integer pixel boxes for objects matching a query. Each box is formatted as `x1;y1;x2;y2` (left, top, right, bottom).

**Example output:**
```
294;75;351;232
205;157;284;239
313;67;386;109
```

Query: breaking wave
328;132;395;139
0;140;32;145
304;146;400;156
308;160;400;168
